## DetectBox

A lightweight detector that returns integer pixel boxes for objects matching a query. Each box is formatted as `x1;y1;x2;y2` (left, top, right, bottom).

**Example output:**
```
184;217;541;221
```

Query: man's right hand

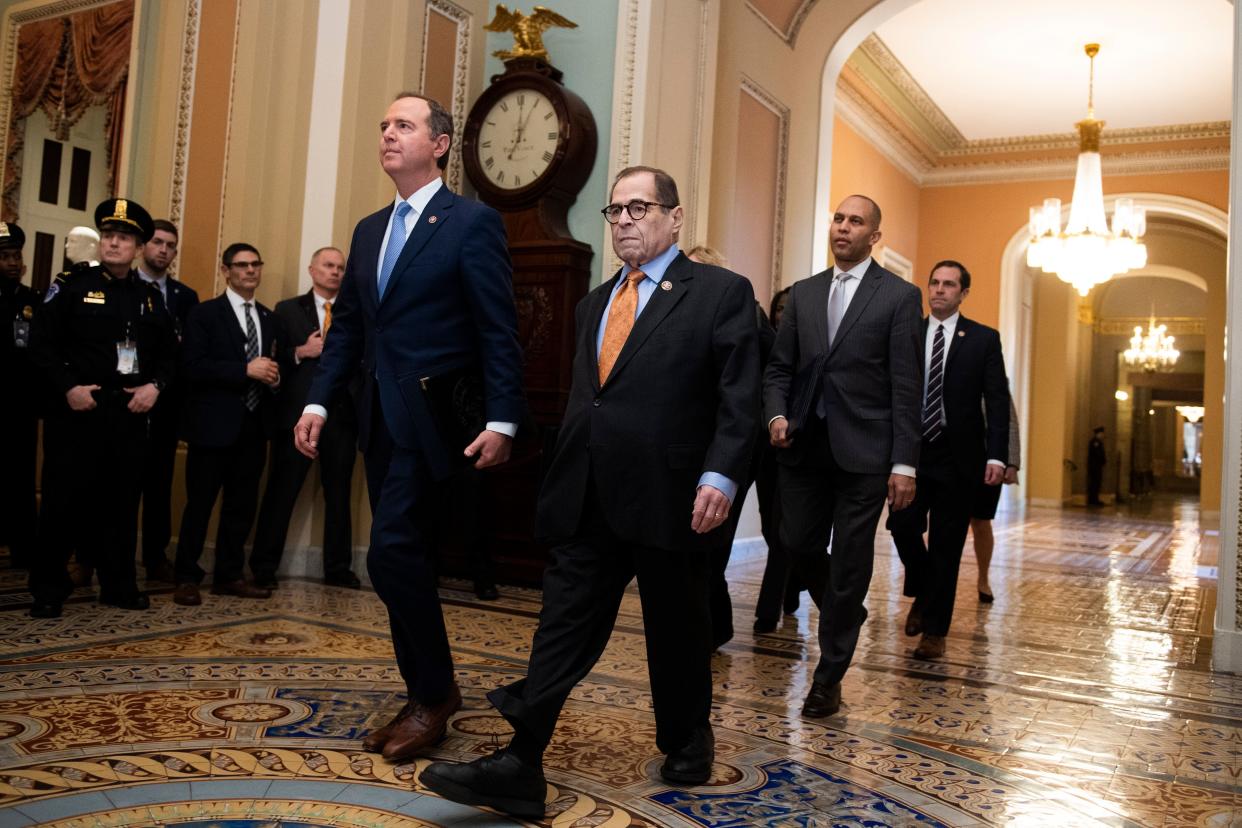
296;330;324;360
294;412;325;459
247;357;280;386
66;385;100;411
769;416;792;448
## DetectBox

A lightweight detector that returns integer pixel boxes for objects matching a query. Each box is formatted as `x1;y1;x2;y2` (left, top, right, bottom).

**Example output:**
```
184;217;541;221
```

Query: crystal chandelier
1026;44;1147;296
1123;313;1179;373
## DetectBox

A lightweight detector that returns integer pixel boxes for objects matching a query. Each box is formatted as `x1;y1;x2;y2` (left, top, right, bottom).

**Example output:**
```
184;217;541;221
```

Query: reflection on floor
0;499;1237;827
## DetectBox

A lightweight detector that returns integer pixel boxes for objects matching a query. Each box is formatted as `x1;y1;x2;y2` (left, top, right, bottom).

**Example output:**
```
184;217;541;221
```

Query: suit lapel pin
957;330;965;337
660;280;672;291
428;215;437;224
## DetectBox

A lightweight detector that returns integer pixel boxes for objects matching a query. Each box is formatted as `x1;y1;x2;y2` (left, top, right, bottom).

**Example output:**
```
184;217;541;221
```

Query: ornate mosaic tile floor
0;500;1237;827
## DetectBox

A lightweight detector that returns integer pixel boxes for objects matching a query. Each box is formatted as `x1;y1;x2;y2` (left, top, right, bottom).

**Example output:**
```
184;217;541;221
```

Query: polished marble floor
0;498;1237;827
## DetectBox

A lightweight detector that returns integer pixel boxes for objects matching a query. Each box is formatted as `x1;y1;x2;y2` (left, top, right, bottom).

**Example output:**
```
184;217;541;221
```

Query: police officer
0;222;37;569
28;199;176;618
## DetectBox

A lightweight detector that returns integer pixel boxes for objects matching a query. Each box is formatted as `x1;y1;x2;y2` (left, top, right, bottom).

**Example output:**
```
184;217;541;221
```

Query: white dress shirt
225;287;261;345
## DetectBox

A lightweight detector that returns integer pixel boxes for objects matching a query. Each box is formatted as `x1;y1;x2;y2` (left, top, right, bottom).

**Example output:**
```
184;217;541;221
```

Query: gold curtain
3;0;135;221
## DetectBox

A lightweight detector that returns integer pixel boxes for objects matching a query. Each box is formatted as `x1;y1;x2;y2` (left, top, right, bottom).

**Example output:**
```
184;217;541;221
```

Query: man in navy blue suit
295;93;525;762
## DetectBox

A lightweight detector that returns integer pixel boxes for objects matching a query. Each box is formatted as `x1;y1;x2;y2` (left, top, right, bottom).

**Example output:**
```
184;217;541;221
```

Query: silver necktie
827;273;852;345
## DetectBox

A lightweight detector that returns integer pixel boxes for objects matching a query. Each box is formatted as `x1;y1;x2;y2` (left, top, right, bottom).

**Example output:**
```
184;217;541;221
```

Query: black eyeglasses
228;260;263;269
601;200;676;224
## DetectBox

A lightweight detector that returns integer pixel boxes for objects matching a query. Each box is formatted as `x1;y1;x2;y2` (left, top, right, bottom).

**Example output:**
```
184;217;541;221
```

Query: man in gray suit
764;194;923;718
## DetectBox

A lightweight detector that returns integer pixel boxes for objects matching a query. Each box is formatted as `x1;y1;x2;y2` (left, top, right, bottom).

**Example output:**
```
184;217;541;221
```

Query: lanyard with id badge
117;320;140;376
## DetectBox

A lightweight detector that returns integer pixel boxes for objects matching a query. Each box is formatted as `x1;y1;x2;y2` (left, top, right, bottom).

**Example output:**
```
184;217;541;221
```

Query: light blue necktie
377;201;412;299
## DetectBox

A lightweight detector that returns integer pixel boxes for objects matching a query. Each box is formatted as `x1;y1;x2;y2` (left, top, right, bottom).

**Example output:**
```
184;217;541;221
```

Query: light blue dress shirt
596;244;738;504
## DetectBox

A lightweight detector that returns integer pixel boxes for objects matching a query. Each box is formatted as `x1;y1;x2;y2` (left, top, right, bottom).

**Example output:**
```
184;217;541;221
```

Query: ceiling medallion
1026;43;1147;296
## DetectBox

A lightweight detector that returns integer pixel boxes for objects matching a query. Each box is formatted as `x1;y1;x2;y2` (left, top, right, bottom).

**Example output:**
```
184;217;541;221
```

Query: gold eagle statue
484;4;577;62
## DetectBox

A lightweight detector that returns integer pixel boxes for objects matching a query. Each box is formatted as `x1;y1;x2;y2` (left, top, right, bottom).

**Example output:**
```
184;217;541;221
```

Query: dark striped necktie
922;323;945;441
243;302;260;411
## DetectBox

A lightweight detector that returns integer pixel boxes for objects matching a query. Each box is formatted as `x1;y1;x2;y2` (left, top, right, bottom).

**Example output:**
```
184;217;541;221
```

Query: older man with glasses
420;165;760;818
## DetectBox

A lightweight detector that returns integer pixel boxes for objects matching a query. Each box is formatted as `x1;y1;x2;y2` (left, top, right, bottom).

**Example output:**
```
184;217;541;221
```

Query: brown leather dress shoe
211;579;272;599
172;583;202;606
382;684;462;761
362;703;414;753
913;634;946;660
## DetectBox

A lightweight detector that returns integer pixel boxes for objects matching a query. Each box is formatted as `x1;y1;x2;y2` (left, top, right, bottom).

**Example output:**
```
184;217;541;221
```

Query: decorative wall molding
420;0;470;193
740;74;789;297
744;0;817;46
877;246;912;281
683;0;712;250
1095;317;1205;336
839;33;1231;188
604;0;647;275
211;0;242;297
168;0;200;241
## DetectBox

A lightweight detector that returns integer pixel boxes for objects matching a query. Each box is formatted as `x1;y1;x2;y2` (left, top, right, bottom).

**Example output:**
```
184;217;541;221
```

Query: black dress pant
753;446;793;625
362;401;456;705
175;412;268;585
30;399;147;604
777;417;888;688
139;395;180;569
251;411;357;579
0;407;37;567
489;484;713;758
887;438;975;637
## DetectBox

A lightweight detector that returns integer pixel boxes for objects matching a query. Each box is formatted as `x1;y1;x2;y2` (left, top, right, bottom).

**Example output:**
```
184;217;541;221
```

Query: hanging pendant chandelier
1123;312;1179;373
1026;43;1147;296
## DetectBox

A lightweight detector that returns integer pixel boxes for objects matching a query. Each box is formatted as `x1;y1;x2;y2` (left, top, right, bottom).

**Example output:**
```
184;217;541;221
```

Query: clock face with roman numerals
474;88;562;191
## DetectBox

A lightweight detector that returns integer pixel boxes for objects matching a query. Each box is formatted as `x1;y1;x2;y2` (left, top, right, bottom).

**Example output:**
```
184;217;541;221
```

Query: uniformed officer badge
21;305;32;320
115;199;128;220
660;280;672;291
428;215;437;224
0;222;8;238
84;290;106;304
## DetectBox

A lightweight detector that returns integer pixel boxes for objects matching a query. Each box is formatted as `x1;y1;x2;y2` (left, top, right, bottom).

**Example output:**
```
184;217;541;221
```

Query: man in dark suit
764;195;923;719
136;219;198;583
172;242;283;606
0;222;37;570
888;260;1009;660
251;246;359;588
294;93;525;762
420;166;760;817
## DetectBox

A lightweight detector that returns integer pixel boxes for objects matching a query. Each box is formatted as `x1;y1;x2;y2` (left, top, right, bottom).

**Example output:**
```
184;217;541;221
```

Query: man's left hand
887;473;915;511
124;383;160;413
984;464;1004;486
465;430;512;469
691;485;730;534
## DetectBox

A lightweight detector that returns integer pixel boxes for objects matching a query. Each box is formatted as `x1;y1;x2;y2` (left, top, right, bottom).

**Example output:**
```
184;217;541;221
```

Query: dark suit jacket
162;278;200;337
763;260;924;475
922;314;1009;480
307;185;525;479
148;277;198;425
180;293;284;446
274;291;359;430
536;252;760;552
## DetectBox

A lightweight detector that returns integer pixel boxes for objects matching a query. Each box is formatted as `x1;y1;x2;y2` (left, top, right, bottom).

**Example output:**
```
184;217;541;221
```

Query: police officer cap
0;221;25;251
94;198;154;243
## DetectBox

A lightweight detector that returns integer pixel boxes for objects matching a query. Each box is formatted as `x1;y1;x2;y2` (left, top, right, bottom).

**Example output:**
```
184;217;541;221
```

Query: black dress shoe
660;726;714;785
473;580;499;600
420;749;546;819
324;572;362;589
802;681;841;718
100;593;150;611
904;603;924;637
29;601;62;619
753;617;778;634
978;590;994;604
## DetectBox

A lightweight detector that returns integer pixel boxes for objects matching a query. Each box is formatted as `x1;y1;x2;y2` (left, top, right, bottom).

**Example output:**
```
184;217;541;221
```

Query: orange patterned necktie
323;301;332;336
598;270;645;384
